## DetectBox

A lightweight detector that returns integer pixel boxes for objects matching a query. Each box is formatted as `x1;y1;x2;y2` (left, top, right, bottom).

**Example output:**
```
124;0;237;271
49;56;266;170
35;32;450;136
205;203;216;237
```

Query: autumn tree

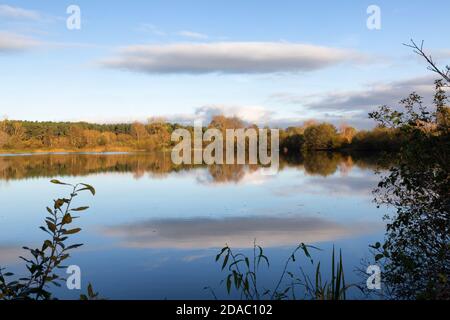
0;119;10;147
209;115;245;132
303;123;340;150
302;119;318;131
69;126;88;149
339;124;357;144
0;131;9;148
280;126;304;154
146;117;171;149
83;129;101;147
130;122;148;143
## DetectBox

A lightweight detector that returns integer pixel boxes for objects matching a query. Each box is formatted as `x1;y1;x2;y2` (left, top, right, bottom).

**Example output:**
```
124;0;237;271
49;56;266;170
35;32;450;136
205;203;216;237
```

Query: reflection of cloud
238;170;274;185
274;175;378;197
196;167;273;186
182;253;210;262
102;215;381;249
0;245;23;265
100;42;370;74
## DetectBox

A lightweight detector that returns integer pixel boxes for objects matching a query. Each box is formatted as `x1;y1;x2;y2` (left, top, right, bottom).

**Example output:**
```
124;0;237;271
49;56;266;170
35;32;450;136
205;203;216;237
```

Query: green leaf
221;253;229;270
42;240;53;251
244;277;249;291
60;254;70;261
71;206;89;212
64;244;83;251
39;226;51;235
245;257;250;268
375;254;384;261
63;228;81;235
370;242;381;249
78;184;96;196
228;259;243;270
62;213;73;224
215;247;228;262
226;275;232;294
50;179;71;186
54;199;65;210
46;221;56;232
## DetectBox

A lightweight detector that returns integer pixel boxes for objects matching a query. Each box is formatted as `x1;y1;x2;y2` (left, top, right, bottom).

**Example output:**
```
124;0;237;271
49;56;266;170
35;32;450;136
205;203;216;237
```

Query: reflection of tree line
0;152;390;182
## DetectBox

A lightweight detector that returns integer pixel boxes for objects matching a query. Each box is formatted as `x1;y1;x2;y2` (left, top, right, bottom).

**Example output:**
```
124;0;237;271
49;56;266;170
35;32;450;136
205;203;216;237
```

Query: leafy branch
0;180;96;300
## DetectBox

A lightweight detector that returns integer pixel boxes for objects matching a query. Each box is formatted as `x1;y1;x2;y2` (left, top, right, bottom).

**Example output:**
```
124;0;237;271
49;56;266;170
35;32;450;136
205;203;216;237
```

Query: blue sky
1;0;449;128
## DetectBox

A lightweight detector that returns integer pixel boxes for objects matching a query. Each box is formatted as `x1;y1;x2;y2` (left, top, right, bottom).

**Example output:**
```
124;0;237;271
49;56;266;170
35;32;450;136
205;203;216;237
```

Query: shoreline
0;148;143;156
0;147;177;156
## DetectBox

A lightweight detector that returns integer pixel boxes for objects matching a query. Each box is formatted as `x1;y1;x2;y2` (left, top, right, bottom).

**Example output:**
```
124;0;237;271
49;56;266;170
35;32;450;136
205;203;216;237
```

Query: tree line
0;115;431;153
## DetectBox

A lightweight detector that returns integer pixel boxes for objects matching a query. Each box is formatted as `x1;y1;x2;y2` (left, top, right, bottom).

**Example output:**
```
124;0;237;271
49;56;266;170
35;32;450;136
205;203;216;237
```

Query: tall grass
210;242;352;300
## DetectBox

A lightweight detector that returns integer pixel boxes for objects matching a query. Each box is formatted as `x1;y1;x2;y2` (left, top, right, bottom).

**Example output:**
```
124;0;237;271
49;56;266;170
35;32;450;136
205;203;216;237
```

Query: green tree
303;123;340;150
368;41;449;300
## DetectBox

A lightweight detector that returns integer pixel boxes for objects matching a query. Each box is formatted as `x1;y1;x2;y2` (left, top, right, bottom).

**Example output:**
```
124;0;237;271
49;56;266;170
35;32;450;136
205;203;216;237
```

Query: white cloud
100;42;370;74
153;104;276;126
195;104;274;124
136;23;166;36
431;49;450;61
177;30;208;40
0;4;40;20
0;31;40;52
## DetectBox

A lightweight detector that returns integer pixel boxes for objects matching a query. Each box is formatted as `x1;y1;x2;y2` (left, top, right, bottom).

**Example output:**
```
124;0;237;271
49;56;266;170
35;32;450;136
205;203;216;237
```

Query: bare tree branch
403;39;450;84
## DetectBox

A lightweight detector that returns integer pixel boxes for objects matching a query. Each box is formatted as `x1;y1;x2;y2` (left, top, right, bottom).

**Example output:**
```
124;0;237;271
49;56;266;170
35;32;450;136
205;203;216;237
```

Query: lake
0;152;390;299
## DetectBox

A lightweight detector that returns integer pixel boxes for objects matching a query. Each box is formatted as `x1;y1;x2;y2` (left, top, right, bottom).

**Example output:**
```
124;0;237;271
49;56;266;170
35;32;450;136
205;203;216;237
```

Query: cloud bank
303;76;436;112
272;75;437;113
100;42;369;74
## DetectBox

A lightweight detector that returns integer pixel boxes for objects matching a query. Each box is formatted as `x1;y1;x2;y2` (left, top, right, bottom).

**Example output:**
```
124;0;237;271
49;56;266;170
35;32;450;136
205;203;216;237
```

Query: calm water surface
0;152;388;299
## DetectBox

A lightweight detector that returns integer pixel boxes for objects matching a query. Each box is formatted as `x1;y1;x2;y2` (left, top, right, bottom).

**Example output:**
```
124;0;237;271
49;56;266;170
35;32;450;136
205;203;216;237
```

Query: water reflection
0;152;388;299
0;246;23;265
102;215;381;249
0;152;387;183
